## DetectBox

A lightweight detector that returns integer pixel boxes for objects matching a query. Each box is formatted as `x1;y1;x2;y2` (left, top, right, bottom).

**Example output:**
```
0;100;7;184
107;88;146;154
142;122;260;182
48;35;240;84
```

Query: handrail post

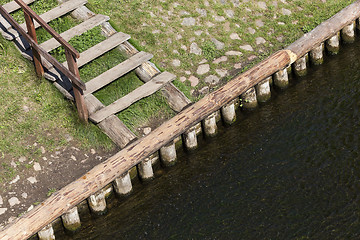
23;11;44;77
65;49;88;123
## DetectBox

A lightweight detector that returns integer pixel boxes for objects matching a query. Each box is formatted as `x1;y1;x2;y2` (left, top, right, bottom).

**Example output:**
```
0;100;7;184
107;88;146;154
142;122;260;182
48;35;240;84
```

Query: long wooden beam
0;50;292;240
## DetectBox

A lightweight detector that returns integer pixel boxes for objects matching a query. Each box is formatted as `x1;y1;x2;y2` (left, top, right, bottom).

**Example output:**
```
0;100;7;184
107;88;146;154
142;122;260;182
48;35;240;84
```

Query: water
58;39;360;239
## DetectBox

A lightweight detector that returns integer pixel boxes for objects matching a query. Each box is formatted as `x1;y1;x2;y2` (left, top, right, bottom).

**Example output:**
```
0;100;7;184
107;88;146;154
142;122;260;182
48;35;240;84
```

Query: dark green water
59;39;360;239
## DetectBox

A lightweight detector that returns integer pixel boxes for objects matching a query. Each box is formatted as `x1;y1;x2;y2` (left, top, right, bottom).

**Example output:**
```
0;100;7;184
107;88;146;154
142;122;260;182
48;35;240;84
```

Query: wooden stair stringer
89;71;176;123
85;94;137;148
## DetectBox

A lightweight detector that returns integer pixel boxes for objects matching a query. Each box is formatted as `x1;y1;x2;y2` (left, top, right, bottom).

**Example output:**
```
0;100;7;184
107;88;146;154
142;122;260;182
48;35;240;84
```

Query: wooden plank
40;14;109;53
20;0;88;30
84;51;153;95
65;32;130;68
0;49;292;240
90;71;176;123
286;0;360;59
85;94;137;148
2;0;34;13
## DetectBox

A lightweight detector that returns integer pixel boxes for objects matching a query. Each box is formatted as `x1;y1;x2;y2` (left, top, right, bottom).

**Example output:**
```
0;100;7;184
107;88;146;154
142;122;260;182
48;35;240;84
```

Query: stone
215;69;228;77
33;162;41;171
152;29;161;34
278;22;285;25
213;56;228;64
91;149;96;154
196;8;207;17
199;59;207;64
71;155;77;161
214;15;225;22
22;193;28;199
23;105;30;112
211;38;224;50
204;75;220;85
180;10;190;16
256;37;266;45
9;175;20;184
204;0;209;6
277;36;283;42
240;45;254;51
179;76;186;82
0;208;7;215
234;63;242;69
225;51;242;56
188;76;199;87
206;22;215;27
181;45;187;51
196;64;210;75
0;195;3;205
143;127;151;135
255;19;264;27
225;9;234;18
190;42;202;55
27;205;34;212
248;27;256;34
27;177;37;184
64;134;73;142
224;22;231;31
10;161;16;168
189;37;195;42
8;197;20;207
232;0;240;6
258;1;267;10
282;8;292;15
199;86;209;95
181;17;196;26
185;70;191;75
248;55;257;61
230;33;241;40
172;59;181;67
194;30;203;36
19;156;26;163
176;34;182;40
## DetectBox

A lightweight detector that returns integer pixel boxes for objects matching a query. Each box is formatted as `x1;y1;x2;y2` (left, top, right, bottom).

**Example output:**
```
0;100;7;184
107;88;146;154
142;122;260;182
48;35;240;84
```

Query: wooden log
0;50;293;240
285;0;360;58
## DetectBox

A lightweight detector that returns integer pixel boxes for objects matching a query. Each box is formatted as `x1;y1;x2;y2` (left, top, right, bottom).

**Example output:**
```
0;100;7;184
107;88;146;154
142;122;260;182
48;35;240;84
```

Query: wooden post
65;49;88;123
23;11;44;77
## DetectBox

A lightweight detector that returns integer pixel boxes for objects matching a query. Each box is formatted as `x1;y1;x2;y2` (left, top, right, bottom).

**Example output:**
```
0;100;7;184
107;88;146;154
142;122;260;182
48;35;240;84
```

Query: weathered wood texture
84;51;153;95
90;71;176;123
85;94;137;148
0;50;291;240
0;0;34;30
40;14;109;52
286;0;360;58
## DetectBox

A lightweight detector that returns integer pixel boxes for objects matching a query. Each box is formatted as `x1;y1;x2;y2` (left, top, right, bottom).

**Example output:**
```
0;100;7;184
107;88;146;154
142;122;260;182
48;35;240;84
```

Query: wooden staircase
0;0;191;149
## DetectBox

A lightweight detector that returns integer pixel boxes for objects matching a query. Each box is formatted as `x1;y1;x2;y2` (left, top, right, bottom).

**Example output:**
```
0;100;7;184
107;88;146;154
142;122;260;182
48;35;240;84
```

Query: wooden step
44;32;130;81
66;32;130;68
84;51;153;95
40;14;109;52
89;71;176;123
5;0;87;38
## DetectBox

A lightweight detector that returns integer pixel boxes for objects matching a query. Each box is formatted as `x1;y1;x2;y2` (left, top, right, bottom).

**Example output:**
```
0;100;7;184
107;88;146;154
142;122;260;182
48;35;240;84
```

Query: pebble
225;51;242;56
185;70;191;75
91;149;96;154
10;161;16;168
206;22;215;27
188;76;199;87
143;127;151;135
27;177;37;184
258;1;267;10
179;76;187;82
8;197;20;207
175;34;182;40
213;56;228;64
9;175;20;184
234;63;242;69
181;17;196;26
199;59;207;64
71;155;77;161
282;8;292;15
194;30;203;36
18;156;26;163
255;19;264;27
21;193;28;199
196;8;207;17
196;64;210;75
64;134;73;142
205;75;220;85
0;208;7;215
214;15;225;22
224;22;230;31
33;162;41;171
240;45;254;51
230;33;241;40
216;69;228;77
248;55;257;61
225;9;234;18
23;105;30;112
172;59;181;67
0;196;3;205
211;38;225;50
256;37;266;45
190;42;202;55
248;27;256;34
199;86;209;95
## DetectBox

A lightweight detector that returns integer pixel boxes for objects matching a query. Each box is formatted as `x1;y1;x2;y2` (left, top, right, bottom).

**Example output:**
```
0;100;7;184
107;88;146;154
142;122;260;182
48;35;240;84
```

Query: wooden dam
0;0;360;239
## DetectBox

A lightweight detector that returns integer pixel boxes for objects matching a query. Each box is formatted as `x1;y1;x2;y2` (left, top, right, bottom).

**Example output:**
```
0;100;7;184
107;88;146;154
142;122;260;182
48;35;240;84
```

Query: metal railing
0;0;88;122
